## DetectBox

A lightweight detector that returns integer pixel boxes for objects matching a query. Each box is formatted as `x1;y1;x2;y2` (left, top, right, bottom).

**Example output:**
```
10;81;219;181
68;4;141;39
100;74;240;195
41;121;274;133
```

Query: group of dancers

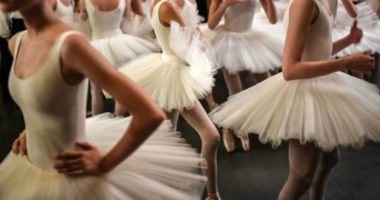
0;0;379;199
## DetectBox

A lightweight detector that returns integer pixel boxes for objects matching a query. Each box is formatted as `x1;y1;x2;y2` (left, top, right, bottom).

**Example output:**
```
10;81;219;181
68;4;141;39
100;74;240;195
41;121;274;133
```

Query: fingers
63;170;87;177
362;50;373;55
56;164;87;177
12;139;20;155
19;135;27;155
12;132;27;155
352;20;358;28
55;150;83;160
54;158;83;169
54;155;87;177
75;141;95;150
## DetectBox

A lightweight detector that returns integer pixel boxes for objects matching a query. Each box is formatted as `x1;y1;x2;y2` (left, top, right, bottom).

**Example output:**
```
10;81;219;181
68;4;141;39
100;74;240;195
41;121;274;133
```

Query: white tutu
255;0;289;21
180;0;203;29
0;115;206;200
91;33;160;68
210;72;380;151
336;1;379;29
119;22;216;111
334;23;380;56
252;11;287;45
333;2;380;55
205;25;283;74
0;12;9;38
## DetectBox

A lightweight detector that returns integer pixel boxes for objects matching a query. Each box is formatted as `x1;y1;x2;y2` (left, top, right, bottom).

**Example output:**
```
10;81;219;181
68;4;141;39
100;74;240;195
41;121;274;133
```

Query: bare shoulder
60;32;89;57
158;0;176;13
158;0;182;25
8;32;24;56
290;0;315;10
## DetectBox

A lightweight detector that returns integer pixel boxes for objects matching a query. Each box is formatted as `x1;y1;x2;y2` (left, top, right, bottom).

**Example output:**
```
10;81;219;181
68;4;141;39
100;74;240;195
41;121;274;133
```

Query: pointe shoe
239;135;250;152
223;129;236;152
206;193;221;200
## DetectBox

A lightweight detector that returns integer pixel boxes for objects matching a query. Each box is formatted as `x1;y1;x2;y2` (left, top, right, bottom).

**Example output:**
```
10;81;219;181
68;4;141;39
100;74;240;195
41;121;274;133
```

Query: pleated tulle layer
336;1;379;29
0;116;206;200
205;26;283;73
118;22;216;111
91;33;159;68
210;72;380;151
333;2;380;56
119;53;215;111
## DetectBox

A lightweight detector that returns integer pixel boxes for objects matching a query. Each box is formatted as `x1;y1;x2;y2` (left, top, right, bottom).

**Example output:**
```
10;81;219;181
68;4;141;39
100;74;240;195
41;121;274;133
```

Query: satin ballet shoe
239;135;250;152
223;129;236;152
206;193;221;200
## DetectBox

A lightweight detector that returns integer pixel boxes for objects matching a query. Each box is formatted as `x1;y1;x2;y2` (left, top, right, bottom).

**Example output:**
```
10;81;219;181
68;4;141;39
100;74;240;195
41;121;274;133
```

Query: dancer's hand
348;20;363;44
54;141;105;176
12;130;27;155
345;51;374;73
222;0;247;7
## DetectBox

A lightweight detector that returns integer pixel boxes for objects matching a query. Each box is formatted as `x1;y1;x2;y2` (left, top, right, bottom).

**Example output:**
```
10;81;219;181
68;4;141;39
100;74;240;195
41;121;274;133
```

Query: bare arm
158;1;186;27
56;34;165;175
332;20;362;55
341;0;357;18
260;0;277;24
50;0;58;10
282;0;373;81
131;0;145;16
207;0;246;30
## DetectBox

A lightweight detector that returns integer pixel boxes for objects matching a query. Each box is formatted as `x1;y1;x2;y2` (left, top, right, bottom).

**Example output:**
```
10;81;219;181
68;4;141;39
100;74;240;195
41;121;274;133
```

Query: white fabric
204;0;282;73
55;0;74;19
180;0;202;29
1;31;206;199
119;0;215;111
210;0;380;151
335;1;380;55
86;0;159;67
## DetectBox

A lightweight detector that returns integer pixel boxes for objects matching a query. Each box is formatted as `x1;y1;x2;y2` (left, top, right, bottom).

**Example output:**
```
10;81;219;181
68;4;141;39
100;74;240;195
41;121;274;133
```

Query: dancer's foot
223;129;235;152
206;192;221;200
239;135;250;152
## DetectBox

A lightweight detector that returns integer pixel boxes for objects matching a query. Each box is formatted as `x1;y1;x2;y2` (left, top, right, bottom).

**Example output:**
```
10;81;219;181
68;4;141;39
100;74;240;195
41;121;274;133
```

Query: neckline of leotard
87;0;123;14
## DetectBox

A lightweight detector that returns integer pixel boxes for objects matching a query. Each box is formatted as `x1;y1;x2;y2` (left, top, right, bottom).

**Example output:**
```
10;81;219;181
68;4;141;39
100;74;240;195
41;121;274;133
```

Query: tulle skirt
334;2;380;56
119;54;214;111
205;26;283;74
210;72;380;151
118;22;216;111
0;115;206;200
91;32;160;68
